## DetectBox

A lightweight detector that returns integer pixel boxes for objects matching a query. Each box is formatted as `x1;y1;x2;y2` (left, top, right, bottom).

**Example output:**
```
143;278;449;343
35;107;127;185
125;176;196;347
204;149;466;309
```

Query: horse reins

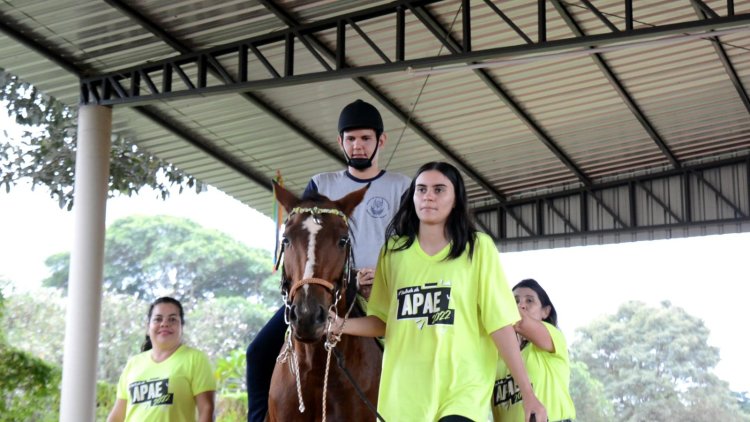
275;205;384;422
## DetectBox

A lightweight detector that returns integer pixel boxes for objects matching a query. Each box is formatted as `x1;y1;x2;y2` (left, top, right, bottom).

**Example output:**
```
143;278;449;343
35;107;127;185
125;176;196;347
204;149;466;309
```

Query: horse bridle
274;204;386;422
274;205;354;322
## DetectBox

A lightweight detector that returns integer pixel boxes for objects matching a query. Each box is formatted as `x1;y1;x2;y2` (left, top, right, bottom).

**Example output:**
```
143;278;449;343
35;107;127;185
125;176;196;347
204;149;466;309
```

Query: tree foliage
214;349;247;395
0;289;60;421
0;68;204;210
188;296;273;366
571;300;749;421
2;289;66;365
569;360;614;422
43;215;280;305
1;289;144;383
2;289;273;386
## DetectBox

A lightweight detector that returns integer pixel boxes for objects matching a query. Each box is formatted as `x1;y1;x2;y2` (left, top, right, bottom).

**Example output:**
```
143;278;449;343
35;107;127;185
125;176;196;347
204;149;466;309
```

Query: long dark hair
141;297;185;352
513;278;558;327
385;161;477;260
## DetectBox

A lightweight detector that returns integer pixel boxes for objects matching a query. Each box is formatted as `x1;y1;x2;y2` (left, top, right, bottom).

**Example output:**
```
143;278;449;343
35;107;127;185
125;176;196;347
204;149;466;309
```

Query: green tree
1;289;145;383
572;300;749;421
43;215;279;305
569;360;613;422
0;288;61;421
2;289;66;365
188;296;273;364
97;294;149;382
736;391;750;415
0;68;203;210
215;349;247;395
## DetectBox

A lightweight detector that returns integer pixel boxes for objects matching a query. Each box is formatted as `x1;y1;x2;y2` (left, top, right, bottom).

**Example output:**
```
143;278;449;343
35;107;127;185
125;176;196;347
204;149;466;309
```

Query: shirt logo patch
366;196;390;218
129;378;173;407
493;375;522;407
396;282;455;327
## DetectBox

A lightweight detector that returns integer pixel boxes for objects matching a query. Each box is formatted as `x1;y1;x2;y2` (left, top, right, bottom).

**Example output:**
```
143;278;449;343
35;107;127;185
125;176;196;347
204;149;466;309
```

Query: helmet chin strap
344;139;380;171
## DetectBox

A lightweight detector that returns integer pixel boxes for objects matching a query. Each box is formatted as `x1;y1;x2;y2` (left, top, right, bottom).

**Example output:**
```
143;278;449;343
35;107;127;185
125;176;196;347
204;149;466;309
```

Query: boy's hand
356;268;375;299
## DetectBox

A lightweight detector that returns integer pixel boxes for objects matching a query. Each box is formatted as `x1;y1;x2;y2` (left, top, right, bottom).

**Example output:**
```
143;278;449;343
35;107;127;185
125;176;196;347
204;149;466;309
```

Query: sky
1;111;749;394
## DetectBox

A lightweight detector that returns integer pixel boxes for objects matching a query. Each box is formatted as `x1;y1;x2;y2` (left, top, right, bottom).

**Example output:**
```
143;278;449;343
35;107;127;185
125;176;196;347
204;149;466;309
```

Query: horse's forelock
300;190;330;203
284;197;351;291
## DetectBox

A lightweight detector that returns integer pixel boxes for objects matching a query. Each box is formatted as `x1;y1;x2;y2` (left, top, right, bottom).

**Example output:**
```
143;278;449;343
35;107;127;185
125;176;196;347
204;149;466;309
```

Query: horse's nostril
289;305;298;322
315;306;327;324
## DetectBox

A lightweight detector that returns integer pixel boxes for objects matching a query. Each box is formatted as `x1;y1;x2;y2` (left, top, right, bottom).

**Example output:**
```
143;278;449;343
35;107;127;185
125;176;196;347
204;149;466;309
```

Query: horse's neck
292;340;324;367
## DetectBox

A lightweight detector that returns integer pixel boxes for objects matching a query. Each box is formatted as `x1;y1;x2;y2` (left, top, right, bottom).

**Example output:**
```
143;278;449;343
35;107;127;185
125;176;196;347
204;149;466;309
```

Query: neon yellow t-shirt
116;344;216;422
368;233;519;421
492;322;576;421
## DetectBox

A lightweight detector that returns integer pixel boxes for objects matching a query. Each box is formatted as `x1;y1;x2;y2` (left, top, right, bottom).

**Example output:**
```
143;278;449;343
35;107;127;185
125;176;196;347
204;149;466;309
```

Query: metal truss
0;8;273;192
257;0;538;235
474;155;750;243
80;0;750;106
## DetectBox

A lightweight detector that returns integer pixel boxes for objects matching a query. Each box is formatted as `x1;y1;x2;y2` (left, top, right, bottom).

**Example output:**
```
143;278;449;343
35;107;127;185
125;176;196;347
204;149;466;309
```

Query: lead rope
320;287;346;422
320;245;354;422
322;305;344;422
276;332;306;413
274;224;359;420
321;346;334;422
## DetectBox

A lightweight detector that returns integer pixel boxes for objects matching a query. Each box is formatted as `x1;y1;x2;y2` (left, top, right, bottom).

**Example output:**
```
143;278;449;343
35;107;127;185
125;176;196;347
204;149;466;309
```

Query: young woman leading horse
332;162;547;422
266;182;383;422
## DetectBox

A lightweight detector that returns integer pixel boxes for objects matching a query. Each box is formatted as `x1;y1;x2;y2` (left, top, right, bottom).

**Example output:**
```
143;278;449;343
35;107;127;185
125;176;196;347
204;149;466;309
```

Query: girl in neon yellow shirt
493;279;576;422
334;161;547;422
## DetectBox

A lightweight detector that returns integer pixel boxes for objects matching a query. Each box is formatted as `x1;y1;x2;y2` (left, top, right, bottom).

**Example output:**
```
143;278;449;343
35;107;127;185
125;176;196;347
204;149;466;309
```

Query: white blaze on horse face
301;215;323;292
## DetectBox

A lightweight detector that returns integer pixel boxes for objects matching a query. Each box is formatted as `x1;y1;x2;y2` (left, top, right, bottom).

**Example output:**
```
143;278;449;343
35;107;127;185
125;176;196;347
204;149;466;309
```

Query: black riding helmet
337;99;384;170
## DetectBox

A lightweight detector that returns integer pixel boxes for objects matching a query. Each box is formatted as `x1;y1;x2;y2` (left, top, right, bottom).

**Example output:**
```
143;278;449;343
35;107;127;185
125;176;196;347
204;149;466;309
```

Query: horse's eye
338;236;349;248
282;236;290;246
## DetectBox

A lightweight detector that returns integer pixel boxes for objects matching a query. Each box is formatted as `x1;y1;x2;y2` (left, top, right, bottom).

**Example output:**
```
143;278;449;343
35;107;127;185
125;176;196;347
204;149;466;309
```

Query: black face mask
347;157;373;170
343;137;380;171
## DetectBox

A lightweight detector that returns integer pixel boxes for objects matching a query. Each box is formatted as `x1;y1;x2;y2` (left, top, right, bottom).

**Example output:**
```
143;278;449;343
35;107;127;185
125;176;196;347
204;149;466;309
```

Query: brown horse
267;182;383;422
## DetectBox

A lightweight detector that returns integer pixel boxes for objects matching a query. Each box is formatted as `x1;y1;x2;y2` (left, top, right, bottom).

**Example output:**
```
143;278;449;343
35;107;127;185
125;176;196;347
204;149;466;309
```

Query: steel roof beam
101;0;188;55
473;154;750;241
256;0;540;237
474;154;750;211
135;107;272;190
407;4;639;231
691;169;748;218
690;0;750;116
552;0;681;169
106;0;532;234
0;14;272;192
577;0;619;32
481;0;533;43
0;16;80;76
544;197;580;232
636;180;684;224
102;0;346;168
409;4;591;186
79;2;750;106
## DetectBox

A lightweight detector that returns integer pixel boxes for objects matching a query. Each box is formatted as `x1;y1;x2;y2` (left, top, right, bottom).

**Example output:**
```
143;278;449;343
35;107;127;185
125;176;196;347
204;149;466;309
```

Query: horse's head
274;181;367;343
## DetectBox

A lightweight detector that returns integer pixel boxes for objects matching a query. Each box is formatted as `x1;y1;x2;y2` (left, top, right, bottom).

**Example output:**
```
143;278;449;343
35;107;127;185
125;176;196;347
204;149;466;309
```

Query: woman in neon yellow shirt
107;297;216;422
493;279;576;422
334;161;546;422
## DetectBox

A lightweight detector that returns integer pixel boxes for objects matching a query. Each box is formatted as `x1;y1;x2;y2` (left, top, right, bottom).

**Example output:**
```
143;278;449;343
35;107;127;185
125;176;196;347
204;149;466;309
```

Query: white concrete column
59;104;112;422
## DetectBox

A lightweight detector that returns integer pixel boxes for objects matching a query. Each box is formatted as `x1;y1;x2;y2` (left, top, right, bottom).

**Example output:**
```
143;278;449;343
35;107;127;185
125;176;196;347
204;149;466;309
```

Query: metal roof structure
2;0;750;251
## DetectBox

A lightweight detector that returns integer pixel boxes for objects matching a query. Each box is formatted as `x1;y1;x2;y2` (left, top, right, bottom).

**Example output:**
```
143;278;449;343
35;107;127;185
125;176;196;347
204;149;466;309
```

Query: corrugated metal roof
2;0;750;248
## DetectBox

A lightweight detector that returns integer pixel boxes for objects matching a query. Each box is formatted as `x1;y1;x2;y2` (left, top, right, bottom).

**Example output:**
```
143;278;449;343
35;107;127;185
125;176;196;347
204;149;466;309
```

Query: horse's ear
335;184;368;217
273;180;300;213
